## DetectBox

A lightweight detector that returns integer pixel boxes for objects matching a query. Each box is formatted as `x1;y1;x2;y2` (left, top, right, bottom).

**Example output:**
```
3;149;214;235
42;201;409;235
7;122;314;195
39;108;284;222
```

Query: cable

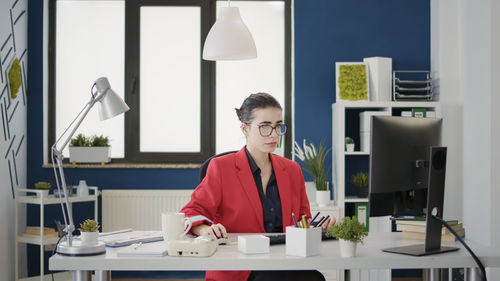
51;232;67;281
432;215;487;281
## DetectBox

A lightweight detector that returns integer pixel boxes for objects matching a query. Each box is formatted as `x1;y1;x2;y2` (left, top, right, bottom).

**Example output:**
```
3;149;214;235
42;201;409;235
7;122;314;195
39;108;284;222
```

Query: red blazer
181;147;311;281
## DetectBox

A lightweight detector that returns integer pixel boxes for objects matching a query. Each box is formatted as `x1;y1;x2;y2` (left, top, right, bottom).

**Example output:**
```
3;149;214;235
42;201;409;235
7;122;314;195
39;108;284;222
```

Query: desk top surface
49;232;500;271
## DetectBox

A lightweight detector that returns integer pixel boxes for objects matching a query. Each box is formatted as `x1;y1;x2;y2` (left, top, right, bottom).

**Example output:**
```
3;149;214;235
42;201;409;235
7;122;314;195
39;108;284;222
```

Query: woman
181;93;336;281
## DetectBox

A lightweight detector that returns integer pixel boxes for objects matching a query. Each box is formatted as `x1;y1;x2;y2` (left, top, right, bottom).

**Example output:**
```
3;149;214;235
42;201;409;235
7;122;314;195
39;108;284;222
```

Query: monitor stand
382;147;459;256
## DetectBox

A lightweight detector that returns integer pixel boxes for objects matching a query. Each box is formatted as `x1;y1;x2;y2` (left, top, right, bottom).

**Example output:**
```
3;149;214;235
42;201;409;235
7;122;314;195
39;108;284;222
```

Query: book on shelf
401;110;436;118
402;228;465;242
25;226;57;235
392;216;459;226
22;232;58;238
396;222;463;235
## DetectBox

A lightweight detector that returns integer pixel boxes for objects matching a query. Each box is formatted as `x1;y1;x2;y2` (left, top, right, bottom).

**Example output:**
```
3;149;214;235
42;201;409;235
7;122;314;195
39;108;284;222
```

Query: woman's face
242;107;283;154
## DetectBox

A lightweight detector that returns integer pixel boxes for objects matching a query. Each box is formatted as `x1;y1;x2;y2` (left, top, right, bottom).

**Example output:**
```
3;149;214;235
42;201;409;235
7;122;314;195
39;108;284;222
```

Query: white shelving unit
14;187;99;281
332;101;442;281
332;101;442;217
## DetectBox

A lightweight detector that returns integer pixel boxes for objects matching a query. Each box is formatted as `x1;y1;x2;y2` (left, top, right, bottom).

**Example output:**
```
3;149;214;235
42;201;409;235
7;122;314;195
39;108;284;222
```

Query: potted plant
79;219;100;246
326;216;368;257
345;137;355;152
69;134;111;165
34;181;51;197
351;172;369;198
294;140;331;207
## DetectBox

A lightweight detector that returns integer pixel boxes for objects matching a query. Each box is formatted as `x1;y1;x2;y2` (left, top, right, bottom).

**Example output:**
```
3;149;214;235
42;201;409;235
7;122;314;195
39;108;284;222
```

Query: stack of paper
99;230;163;247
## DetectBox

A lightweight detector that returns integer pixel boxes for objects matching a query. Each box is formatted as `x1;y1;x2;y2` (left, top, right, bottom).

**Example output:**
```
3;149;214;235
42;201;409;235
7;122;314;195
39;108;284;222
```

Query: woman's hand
192;223;228;239
321;217;337;232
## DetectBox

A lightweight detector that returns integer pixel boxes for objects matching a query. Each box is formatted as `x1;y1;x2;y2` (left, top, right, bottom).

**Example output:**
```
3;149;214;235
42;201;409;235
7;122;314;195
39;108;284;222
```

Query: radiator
102;189;193;232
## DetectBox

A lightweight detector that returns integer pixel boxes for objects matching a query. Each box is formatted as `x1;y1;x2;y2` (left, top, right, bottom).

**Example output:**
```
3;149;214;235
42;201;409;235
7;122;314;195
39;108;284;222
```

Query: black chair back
199;151;238;183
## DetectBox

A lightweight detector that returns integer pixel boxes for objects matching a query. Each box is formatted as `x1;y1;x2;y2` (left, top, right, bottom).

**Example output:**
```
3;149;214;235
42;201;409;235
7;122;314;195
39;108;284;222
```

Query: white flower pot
339;239;357;258
69;147;111;164
305;181;317;205
315;190;331;207
346;143;355;152
37;189;50;197
80;231;99;246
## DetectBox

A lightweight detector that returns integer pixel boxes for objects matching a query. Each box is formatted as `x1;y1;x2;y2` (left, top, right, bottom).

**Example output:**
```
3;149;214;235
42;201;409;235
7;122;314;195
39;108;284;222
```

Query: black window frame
48;0;292;164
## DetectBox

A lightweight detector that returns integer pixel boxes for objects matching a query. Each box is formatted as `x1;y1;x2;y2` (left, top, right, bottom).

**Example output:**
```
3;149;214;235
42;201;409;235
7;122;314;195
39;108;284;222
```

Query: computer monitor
368;116;458;256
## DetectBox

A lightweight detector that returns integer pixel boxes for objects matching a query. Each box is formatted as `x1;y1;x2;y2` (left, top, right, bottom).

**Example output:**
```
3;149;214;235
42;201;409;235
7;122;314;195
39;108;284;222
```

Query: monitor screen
369;116;442;217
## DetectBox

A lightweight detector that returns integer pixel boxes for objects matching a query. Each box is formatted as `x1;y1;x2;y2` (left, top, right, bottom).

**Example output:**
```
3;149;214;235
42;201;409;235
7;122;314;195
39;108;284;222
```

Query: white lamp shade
94;77;130;120
202;6;257;61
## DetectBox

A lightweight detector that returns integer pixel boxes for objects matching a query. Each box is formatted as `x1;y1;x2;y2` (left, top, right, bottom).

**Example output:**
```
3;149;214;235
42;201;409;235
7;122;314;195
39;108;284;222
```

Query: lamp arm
53;97;97;154
51;95;98;246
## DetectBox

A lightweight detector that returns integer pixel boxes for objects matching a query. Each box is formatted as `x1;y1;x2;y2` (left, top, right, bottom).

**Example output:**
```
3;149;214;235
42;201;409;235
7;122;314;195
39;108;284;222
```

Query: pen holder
285;226;321;257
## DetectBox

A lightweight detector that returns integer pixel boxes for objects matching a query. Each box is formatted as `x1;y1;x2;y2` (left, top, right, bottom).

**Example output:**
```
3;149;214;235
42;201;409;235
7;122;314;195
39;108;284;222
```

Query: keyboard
264;232;337;245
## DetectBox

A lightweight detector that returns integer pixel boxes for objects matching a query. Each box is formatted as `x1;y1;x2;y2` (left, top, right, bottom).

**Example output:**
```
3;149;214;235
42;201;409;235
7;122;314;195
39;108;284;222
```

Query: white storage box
363;57;392;101
285;226;321;257
360;111;390;152
238;235;270;254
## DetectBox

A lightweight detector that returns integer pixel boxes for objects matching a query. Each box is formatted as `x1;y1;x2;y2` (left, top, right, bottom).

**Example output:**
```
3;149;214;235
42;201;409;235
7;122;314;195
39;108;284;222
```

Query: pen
301;215;307;229
292;212;299;227
317;215;330;228
315;216;325;227
310;212;320;225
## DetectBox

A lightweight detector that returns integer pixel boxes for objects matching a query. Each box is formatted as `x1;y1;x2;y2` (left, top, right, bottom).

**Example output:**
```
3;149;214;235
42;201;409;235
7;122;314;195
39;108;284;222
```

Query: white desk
49;232;500;279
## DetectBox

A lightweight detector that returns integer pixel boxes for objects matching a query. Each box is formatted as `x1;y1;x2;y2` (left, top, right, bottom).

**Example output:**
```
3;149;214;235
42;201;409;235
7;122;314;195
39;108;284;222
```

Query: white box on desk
285;226;321;257
363;57;392;102
238;235;270;254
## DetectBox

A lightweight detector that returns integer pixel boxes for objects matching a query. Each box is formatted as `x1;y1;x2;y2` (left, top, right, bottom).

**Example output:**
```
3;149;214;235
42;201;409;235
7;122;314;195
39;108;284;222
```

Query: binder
355;202;369;231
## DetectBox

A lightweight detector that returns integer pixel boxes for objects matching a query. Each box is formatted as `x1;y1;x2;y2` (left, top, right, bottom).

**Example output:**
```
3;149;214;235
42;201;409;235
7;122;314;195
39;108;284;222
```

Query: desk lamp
52;77;129;256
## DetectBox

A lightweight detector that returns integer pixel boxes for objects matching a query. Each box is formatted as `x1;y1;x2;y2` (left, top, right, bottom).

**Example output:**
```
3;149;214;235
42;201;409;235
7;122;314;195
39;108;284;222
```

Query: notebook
116;242;168;257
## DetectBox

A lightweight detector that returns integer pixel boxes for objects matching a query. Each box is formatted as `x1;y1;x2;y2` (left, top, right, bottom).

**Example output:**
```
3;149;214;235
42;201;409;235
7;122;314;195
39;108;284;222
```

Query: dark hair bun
237;92;282;123
235;108;242;121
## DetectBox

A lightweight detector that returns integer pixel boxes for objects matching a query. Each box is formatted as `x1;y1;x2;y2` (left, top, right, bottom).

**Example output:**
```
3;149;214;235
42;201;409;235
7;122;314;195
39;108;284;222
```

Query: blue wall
294;0;430;184
27;0;429;277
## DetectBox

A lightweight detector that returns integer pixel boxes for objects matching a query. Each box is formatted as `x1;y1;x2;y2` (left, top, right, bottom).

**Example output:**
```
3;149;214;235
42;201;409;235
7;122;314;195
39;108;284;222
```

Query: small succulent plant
79;219;100;232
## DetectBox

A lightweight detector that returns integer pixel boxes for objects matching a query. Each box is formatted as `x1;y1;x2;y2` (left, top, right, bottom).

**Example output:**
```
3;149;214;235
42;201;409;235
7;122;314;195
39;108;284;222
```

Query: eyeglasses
245;123;287;137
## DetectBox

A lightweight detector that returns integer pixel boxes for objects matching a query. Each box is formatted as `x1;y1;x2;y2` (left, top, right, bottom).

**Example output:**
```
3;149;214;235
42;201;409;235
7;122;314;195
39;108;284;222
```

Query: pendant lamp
202;2;257;61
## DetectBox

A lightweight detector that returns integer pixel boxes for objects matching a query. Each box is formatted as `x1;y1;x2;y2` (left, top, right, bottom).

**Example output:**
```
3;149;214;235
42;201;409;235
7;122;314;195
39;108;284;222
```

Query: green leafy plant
90;135;110;147
351;172;368;189
70;134;90;147
79;219;100;232
34;181;51;190
345;137;354;145
294;140;331;191
337;64;368;101
326;216;368;243
70;134;110;147
8;58;21;99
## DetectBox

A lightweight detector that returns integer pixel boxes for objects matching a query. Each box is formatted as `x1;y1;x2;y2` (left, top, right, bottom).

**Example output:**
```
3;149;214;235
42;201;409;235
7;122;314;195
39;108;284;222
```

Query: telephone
166;236;218;257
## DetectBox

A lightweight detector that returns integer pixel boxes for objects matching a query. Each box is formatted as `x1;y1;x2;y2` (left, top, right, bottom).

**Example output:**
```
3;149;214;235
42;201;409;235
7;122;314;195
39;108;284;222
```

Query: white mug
161;212;192;243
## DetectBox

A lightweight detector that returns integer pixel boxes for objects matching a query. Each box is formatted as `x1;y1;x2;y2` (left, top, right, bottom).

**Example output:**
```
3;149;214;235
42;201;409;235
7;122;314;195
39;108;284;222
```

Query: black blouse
245;148;283;233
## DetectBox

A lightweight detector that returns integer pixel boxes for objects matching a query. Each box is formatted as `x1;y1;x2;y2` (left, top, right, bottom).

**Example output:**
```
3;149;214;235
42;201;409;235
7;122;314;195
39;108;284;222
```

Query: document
99;230;163;247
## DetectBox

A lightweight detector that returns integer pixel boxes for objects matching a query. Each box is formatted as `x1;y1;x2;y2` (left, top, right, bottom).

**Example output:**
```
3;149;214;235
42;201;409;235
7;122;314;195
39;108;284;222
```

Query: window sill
42;163;201;169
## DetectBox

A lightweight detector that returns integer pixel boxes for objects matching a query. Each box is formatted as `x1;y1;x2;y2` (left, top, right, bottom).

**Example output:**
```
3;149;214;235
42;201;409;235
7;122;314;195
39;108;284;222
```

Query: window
49;0;291;164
